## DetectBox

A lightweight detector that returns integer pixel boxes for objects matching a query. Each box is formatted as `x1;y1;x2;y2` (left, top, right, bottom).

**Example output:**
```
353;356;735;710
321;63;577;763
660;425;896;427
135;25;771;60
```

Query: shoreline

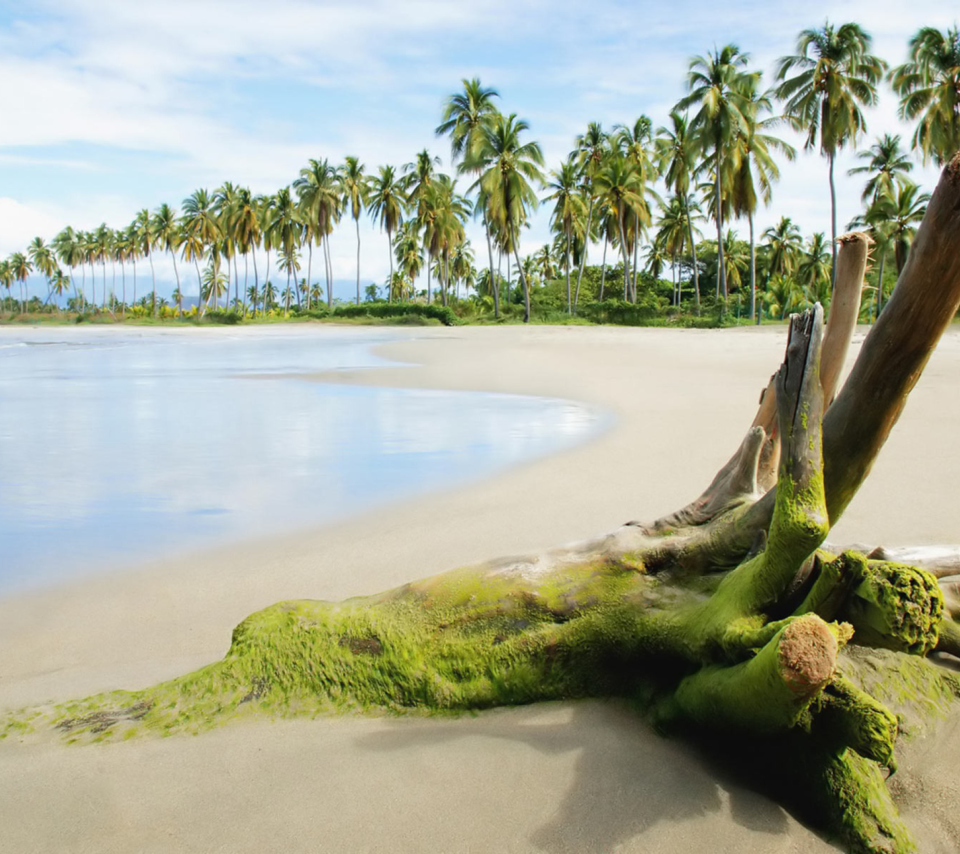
3;324;960;852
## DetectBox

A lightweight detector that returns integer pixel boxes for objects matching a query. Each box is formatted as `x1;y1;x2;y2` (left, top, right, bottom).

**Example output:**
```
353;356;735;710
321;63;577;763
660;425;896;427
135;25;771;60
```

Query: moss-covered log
6;155;960;854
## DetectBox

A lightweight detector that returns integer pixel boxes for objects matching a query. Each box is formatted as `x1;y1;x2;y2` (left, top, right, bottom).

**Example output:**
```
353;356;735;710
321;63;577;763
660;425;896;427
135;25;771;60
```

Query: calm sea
0;326;604;594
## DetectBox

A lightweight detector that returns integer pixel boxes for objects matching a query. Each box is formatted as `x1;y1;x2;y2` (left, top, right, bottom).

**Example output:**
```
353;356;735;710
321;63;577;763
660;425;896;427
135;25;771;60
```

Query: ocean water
0;326;605;594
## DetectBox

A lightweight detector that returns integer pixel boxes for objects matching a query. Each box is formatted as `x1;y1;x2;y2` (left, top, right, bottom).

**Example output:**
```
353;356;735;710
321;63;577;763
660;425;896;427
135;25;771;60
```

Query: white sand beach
2;324;959;853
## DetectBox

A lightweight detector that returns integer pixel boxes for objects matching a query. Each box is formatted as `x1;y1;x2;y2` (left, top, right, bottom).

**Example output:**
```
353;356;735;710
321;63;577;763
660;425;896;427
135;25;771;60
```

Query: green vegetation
2;21;956;328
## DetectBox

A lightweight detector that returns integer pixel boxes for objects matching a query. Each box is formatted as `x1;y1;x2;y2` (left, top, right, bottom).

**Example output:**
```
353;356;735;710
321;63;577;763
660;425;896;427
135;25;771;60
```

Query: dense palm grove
2;22;958;324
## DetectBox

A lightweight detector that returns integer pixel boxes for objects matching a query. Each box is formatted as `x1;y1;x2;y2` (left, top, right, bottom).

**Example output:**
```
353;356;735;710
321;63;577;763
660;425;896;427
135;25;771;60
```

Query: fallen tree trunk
6;155;960;854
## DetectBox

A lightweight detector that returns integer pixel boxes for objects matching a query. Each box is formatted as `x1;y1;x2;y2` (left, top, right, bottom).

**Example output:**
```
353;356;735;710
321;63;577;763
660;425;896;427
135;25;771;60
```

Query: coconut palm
614;117;660;304
656;111;703;312
0;260;13;315
775;22;887;284
9;252;32;313
848;134;914;203
569;122;608;309
891;26;960;166
294;159;341;308
232;188;261;315
27;237;58;309
677;44;755;300
470;113;545;322
886;182;931;274
394;220;422;301
340;156;369;305
368;165;408;303
269;187;303;310
93;224;113;312
545;157;587;314
727;79;796;320
52;226;84;311
213;182;242;309
181;189;220;314
437;79;501;316
762;217;804;280
797;232;832;294
594;153;645;303
153;204;183;316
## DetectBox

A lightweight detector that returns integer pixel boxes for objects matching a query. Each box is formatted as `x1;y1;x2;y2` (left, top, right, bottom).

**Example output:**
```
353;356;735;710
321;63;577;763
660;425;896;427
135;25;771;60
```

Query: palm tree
294;159;341;308
678;44;755;300
403;149;442;302
471;113;545;322
727;79;796;320
27;237;57;308
9;252;32;313
545;157;587;314
797;232;832;295
437;79;501;317
570;122;608;310
153;204;183;316
368;165;408;303
130;209;156;316
233;188;261;315
181;189;220;315
213;182;242;309
891;26;960;166
848;134;914;202
0;260;13;315
52;227;84;311
394;220;423;301
762;217;803;280
655;194;701;305
775;22;887;285
340;156;369;305
93;224;113;312
269;187;303;310
594;153;645;303
657;111;703;312
887;183;931;274
614;117;659;305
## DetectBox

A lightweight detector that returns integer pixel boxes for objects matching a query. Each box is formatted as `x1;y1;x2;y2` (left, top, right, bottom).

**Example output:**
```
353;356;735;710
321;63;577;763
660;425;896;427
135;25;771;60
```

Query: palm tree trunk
387;226;395;304
426;258;432;304
80;264;87;312
149;254;157;318
513;238;530;324
171;251;182;317
251;245;259;317
132;257;138;309
749;212;757;322
120;260;126;317
631;215;639;303
573;195;594;315
243;254;249;316
306;240;313;310
484;214;499;318
565;230;572;315
619;212;630;301
355;217;361;306
685;195;701;315
715;138;727;301
195;259;204;317
829;150;838;291
599;233;608;302
875;246;886;321
441;251;449;307
324;237;333;309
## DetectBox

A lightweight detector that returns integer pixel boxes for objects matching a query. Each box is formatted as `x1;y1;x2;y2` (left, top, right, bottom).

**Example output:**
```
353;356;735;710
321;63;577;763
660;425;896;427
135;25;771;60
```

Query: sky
1;0;957;302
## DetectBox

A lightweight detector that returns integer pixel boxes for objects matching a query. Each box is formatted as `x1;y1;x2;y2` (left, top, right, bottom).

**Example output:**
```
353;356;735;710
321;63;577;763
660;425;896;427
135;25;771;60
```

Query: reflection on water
0;327;604;593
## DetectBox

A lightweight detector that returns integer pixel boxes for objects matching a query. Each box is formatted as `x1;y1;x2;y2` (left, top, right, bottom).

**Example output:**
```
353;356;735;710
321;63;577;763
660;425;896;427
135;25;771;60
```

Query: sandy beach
2;323;959;853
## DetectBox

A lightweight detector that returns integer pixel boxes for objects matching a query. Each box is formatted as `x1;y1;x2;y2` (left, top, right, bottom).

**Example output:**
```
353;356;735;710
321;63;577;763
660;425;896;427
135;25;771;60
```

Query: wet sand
2;324;959;853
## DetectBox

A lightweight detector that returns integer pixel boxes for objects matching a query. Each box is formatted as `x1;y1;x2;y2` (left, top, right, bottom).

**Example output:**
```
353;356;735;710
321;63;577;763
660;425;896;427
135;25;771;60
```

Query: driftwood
6;155;960;854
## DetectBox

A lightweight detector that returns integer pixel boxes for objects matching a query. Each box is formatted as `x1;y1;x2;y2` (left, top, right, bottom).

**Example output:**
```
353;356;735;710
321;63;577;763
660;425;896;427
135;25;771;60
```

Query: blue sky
1;0;956;301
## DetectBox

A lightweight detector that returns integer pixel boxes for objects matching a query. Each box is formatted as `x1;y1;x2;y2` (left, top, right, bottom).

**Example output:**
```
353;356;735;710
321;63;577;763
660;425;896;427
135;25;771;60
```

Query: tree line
1;21;957;324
